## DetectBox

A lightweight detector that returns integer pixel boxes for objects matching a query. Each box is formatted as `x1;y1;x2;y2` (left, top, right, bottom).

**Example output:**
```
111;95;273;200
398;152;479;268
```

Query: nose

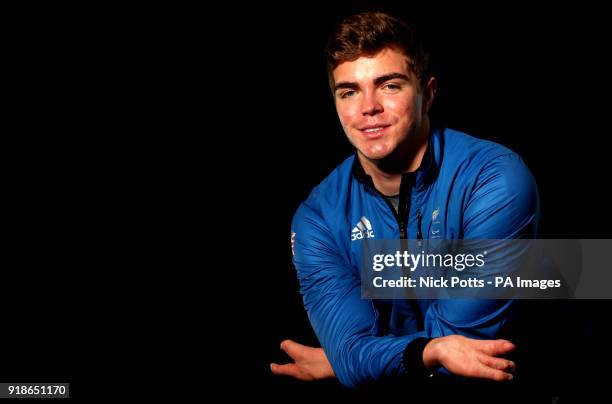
361;90;383;116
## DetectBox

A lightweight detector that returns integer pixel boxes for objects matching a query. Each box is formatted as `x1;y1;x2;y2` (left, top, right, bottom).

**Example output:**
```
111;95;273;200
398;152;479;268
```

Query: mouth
358;125;390;139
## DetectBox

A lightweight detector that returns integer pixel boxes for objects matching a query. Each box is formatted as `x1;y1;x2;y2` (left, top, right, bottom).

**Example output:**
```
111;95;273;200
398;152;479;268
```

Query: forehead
332;48;412;83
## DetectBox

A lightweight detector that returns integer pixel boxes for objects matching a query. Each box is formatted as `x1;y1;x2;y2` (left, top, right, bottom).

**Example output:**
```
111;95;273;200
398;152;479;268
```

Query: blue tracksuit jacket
291;127;540;388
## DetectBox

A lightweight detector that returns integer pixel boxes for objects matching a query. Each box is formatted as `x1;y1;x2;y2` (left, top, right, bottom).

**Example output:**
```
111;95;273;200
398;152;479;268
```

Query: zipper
417;209;423;241
364;173;419;240
417;209;423;246
397;174;413;239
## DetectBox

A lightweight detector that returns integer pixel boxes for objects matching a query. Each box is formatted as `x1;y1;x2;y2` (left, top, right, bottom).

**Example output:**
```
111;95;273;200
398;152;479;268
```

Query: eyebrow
334;73;411;92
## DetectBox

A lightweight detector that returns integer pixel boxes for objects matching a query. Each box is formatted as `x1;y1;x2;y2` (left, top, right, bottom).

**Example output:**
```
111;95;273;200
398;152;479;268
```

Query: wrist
422;338;441;369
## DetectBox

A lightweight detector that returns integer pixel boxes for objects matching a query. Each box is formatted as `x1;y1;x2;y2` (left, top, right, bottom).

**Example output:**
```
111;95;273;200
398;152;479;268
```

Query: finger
280;339;309;360
270;363;305;379
279;339;294;350
471;339;515;356
279;339;296;355
478;353;517;372
473;362;514;382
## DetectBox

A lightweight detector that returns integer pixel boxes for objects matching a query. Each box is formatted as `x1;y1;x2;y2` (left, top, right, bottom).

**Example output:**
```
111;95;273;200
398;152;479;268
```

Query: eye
339;90;356;99
382;83;401;91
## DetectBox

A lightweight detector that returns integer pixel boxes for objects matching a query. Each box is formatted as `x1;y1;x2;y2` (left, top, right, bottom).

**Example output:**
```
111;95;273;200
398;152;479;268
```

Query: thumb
270;363;311;381
270;362;297;377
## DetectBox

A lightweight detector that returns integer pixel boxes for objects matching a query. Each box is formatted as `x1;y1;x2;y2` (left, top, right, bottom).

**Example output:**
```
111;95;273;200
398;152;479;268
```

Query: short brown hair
325;12;431;90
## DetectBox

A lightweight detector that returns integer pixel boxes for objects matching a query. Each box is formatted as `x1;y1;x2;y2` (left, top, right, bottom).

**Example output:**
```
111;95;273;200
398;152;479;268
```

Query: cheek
386;98;413;117
336;105;356;127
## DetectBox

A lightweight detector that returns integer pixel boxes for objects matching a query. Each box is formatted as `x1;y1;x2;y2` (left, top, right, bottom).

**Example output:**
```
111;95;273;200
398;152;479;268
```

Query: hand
270;339;335;381
423;335;516;381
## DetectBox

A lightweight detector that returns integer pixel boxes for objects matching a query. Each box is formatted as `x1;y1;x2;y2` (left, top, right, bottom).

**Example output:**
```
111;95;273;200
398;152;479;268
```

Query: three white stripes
352;216;372;233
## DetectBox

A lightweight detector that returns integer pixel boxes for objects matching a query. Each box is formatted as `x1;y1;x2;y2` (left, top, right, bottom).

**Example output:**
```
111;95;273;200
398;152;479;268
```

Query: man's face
332;47;427;162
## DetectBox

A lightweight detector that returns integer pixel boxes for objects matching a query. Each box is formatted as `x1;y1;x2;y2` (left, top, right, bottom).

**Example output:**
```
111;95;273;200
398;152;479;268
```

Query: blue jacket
291;127;540;388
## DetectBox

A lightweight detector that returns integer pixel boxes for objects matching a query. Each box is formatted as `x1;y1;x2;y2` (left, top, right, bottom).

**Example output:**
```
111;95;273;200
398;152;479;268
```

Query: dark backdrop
217;2;612;402
16;1;612;401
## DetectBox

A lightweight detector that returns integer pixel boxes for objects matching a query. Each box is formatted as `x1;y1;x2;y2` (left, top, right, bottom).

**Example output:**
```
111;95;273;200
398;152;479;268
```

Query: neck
359;119;430;196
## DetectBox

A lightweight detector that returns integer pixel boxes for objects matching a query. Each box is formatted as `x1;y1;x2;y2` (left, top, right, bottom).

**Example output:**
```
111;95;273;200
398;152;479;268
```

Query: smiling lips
359;124;390;139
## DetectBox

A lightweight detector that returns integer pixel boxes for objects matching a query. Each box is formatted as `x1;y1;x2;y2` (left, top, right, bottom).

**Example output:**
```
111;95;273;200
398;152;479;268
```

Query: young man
272;12;539;389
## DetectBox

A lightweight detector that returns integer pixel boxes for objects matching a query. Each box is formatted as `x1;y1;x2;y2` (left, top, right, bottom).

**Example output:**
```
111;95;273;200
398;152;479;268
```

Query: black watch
402;337;436;379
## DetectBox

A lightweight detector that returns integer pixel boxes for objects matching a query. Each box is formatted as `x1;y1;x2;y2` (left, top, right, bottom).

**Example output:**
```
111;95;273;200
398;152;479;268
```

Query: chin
360;143;394;160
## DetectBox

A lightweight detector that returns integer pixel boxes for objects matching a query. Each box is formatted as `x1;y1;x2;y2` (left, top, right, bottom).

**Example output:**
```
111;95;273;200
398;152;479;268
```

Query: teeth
364;127;383;132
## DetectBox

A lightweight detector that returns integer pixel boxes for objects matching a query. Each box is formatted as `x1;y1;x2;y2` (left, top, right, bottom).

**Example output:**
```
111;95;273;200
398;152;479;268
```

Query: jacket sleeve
423;152;540;348
292;204;427;388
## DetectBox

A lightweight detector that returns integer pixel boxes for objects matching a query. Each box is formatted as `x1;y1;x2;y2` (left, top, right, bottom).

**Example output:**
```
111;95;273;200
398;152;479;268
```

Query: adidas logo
351;216;375;241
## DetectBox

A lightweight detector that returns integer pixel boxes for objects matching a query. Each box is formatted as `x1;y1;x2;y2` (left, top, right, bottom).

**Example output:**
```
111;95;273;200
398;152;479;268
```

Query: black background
5;1;612;401
226;2;612;403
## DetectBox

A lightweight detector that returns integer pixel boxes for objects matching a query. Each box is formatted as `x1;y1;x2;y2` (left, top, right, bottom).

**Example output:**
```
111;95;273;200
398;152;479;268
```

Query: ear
422;76;437;116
